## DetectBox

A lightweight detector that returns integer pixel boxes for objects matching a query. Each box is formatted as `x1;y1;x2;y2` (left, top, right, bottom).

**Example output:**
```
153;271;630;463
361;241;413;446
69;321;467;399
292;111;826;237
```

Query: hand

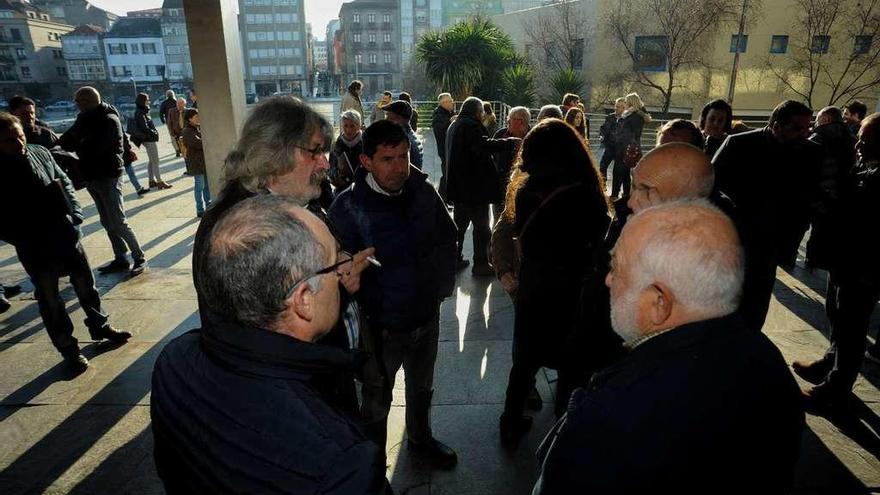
500;272;518;293
340;247;376;294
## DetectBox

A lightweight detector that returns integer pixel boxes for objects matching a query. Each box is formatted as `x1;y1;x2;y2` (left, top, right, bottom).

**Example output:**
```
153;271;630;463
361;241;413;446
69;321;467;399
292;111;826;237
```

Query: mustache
310;168;328;186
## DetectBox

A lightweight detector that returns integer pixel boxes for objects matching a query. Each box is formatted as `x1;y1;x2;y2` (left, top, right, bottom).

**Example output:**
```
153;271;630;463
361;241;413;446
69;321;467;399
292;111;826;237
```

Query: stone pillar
183;0;247;195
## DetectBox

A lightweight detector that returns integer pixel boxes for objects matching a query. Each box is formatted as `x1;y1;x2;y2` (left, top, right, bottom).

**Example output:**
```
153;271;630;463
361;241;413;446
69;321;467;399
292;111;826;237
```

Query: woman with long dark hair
500;119;612;447
564;107;587;139
132;93;170;189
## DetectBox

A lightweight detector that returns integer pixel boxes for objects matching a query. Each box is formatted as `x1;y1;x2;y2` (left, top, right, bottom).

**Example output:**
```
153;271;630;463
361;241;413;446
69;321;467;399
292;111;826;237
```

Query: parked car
44;101;77;113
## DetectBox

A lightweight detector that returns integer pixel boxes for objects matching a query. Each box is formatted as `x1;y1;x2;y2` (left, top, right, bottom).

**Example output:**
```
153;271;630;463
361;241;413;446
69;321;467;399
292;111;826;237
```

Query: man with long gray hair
533;200;803;494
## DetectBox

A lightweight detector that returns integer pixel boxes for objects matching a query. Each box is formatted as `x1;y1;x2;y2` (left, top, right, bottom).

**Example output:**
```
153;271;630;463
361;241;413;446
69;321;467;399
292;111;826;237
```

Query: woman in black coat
700;98;733;159
132;93;170;189
499;118;612;447
612;92;651;198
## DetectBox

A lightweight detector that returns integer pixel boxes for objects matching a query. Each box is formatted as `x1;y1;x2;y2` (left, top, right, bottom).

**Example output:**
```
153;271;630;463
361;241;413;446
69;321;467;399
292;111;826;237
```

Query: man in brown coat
166;97;186;158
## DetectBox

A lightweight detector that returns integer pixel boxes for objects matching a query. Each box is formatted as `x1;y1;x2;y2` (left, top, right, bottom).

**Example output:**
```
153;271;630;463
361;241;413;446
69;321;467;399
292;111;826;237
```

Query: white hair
627;199;743;318
537;104;563;121
508;106;530;125
438;92;452;102
615;97;626;105
625;92;645;109
340;109;362;126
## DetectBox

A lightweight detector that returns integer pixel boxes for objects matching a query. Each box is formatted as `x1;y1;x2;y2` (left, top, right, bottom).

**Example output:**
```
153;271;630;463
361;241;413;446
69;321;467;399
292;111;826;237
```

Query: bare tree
769;0;880;107
604;0;745;112
522;0;593;74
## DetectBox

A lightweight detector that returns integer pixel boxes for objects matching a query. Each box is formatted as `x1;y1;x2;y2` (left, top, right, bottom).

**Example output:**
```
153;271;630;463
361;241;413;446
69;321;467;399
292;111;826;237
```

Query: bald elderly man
534;200;804;494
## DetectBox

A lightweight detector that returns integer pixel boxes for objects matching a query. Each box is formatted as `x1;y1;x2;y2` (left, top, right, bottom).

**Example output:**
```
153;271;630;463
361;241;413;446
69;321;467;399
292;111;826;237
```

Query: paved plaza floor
1;119;879;494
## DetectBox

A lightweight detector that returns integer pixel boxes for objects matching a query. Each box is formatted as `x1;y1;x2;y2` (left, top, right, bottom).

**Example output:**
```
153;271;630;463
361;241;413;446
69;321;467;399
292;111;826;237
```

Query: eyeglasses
285;251;353;298
294;143;329;160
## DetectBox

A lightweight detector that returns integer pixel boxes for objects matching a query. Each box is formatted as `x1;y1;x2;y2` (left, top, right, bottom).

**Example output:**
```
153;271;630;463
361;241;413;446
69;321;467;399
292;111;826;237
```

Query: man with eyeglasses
152;195;390;494
193;96;376;413
329;120;459;469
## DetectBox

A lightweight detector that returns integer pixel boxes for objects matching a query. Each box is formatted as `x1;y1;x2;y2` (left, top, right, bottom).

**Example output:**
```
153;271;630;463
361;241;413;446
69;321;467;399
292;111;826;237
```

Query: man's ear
359;153;372;171
291;282;315;323
647;283;674;326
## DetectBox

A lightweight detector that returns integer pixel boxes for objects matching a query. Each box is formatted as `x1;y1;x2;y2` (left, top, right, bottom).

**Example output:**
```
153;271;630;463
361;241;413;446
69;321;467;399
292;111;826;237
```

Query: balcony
382;22;392;31
366;22;377;30
368;41;376;48
349;22;362;31
383;42;393;50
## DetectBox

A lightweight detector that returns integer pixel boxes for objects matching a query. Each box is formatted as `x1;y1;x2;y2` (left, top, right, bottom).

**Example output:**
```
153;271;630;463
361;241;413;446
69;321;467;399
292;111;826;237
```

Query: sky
87;0;344;41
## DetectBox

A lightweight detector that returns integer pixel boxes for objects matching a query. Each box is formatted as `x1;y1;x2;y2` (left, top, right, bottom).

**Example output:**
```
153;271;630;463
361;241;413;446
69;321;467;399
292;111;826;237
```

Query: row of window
107;43;159;55
244;0;297;5
248;47;302;58
47;31;64;42
353;53;394;64
68;59;106;80
245;13;299;24
165;45;190;55
163;25;186;37
245;31;302;42
352;33;393;43
249;64;304;76
110;65;165;77
729;34;873;55
351;14;392;24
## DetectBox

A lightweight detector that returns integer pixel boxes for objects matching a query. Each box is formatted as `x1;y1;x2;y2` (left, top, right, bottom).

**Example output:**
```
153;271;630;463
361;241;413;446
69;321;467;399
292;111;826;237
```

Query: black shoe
456;258;470;271
130;259;147;276
792;359;831;386
3;284;22;298
61;347;89;373
526;387;543;411
408;438;457;469
499;413;533;449
0;296;10;315
175;152;181;158
97;259;130;274
137;187;150;196
471;262;494;277
89;325;133;343
801;386;848;418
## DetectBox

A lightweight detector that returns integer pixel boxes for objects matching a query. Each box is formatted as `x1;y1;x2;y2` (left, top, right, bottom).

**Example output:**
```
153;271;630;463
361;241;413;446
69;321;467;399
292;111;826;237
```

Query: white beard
610;285;643;345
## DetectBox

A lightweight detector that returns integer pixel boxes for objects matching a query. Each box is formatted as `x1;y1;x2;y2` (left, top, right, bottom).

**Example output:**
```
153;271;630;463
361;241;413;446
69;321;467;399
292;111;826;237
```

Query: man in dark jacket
491;105;529;219
9;96;59;148
805;106;856;270
152;195;390;494
445;96;519;275
597;97;624;182
843;100;867;136
431;92;455;201
712;100;822;332
158;89;176;124
534;201;803;494
0;113;131;372
329;120;458;469
60;86;146;276
794;113;880;415
381;100;423;169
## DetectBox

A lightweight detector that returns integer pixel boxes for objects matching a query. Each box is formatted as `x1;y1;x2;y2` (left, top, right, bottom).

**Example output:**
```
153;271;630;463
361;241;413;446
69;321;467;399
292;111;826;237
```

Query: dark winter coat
713;127;822;268
704;133;726;159
431;105;455;163
24;120;59;149
58;102;124;181
0;145;83;262
598;112;619;150
329;134;363;191
329;166;457;333
151;314;389;495
806;121;856;269
536;313;804;495
445;114;518;204
159;95;176;124
615;109;649;149
513;179;611;369
181;124;205;175
826;162;880;279
131;105;160;145
491;126;525;199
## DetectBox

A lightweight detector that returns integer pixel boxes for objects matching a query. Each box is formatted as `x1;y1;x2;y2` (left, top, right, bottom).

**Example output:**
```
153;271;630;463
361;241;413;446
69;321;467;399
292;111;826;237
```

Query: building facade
338;0;400;99
102;17;166;95
444;0;503;26
31;0;116;31
314;42;327;70
60;23;105;83
0;0;73;99
160;0;192;85
238;0;309;97
400;0;441;66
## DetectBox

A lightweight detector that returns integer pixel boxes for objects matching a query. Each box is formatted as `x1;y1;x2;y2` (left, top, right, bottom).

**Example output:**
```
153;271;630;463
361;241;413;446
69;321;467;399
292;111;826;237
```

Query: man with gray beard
533;200;803;495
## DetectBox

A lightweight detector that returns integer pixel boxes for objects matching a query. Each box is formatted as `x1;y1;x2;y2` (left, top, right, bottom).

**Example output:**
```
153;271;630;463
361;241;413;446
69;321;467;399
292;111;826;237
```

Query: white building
161;0;191;83
61;23;106;82
102;17;166;85
313;42;327;70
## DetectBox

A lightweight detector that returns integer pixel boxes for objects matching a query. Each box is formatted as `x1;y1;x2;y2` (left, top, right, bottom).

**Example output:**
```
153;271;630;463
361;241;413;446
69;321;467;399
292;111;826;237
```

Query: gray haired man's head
198;195;335;333
608;199;743;344
816;106;844;126
537;105;564;121
340;109;362;127
223;96;332;197
460;96;484;119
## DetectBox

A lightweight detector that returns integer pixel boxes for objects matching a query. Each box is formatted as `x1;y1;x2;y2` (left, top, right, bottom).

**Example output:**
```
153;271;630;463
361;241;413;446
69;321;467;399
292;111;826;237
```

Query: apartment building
102;17;166;95
60;23;105;83
239;0;309;97
338;0;400;98
160;0;192;84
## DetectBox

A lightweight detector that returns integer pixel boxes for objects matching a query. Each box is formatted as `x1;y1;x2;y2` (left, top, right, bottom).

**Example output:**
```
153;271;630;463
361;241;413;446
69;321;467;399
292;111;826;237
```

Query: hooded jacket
59;102;124;181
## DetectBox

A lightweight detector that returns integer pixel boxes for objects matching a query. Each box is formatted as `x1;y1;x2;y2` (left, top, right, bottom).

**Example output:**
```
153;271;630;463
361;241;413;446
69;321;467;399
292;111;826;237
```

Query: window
275;13;292;23
56;66;67;76
368;33;376;43
811;35;830;54
20;66;30;77
0;11;13;18
112;66;127;76
384;52;392;63
369;53;376;63
368;13;375;23
247;32;256;41
40;14;49;20
634;35;668;71
353;33;361;43
131;43;139;54
571;38;584;70
353;13;360;23
854;35;873;55
355;54;362;64
52;49;62;59
383;14;390;23
10;28;21;41
384;33;391;43
729;34;748;53
15;47;26;59
770;35;788;54
142;43;157;54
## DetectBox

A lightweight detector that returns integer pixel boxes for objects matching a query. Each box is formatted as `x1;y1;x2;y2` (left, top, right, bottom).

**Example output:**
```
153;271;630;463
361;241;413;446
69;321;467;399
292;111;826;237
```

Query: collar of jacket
198;311;363;381
350;162;427;201
434;106;454;116
591;312;746;388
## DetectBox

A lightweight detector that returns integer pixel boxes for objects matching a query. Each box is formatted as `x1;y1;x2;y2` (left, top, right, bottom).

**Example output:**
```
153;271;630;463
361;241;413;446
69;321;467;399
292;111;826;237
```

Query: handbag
623;142;642;168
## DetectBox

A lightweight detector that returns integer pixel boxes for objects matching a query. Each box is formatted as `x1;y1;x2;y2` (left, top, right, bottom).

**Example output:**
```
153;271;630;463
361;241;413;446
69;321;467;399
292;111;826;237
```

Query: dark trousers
503;328;577;419
453;201;490;263
818;272;880;395
18;242;108;353
738;256;778;332
610;152;631;198
360;313;440;449
86;177;144;263
599;146;615;184
438;157;448;203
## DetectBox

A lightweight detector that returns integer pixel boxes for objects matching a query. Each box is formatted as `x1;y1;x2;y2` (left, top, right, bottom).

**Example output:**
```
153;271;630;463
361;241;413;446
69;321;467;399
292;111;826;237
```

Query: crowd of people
1;78;877;493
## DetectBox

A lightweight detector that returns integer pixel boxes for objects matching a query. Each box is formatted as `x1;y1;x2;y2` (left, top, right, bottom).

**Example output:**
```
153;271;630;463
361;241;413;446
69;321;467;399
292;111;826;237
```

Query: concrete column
183;0;247;195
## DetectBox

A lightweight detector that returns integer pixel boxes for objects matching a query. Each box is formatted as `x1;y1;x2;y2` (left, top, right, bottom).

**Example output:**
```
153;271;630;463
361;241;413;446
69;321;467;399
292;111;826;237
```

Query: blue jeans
124;163;143;192
85;176;145;263
193;174;212;215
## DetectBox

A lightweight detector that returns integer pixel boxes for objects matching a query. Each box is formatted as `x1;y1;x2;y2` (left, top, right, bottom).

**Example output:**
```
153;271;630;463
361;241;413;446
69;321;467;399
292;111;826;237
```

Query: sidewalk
0;122;878;494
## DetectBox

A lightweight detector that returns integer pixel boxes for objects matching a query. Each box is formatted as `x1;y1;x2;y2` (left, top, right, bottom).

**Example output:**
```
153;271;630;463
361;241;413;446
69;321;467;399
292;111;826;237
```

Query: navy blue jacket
535;313;804;494
329;166;457;333
151;313;388;494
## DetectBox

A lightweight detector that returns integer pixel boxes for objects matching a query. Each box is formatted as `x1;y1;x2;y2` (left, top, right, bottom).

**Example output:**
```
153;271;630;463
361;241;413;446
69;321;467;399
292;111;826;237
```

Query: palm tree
416;17;519;100
501;64;537;107
548;68;585;106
